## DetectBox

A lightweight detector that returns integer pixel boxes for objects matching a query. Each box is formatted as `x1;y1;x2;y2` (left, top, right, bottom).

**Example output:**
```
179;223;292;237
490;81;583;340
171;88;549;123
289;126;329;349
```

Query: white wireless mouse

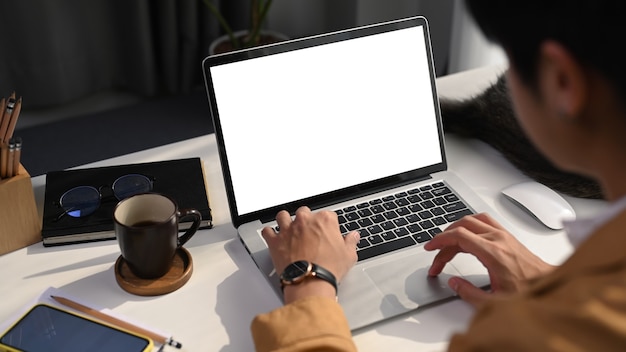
501;181;576;230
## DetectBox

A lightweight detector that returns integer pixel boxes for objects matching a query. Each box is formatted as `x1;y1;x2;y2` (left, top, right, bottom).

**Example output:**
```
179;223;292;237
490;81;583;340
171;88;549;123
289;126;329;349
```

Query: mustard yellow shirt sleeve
251;296;357;352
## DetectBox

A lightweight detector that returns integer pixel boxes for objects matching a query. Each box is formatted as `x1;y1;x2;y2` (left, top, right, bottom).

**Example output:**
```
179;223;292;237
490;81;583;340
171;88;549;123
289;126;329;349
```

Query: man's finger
428;246;460;276
344;231;360;250
449;276;490;308
275;210;292;230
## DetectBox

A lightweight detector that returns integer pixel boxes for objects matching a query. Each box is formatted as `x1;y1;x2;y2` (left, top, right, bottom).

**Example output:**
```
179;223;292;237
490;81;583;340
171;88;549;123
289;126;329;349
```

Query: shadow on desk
215;239;282;351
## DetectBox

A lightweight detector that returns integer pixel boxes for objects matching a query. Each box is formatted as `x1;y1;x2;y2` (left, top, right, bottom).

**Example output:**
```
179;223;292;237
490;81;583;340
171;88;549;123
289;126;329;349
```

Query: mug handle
176;208;202;247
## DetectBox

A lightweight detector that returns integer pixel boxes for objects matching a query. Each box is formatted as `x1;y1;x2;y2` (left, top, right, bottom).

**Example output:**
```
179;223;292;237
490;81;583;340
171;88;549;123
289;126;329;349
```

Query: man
251;1;626;350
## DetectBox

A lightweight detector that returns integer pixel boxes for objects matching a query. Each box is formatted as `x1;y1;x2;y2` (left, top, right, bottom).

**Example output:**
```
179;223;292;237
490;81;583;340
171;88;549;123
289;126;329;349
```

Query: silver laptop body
203;16;496;330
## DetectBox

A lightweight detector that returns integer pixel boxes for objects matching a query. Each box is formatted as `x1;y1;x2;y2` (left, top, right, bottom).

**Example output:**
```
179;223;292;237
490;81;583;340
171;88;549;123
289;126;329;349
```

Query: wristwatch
280;260;338;294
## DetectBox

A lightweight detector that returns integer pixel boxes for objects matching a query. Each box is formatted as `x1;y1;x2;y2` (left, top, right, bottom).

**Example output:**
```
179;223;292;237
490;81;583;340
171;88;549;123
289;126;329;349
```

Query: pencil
0;98;5;125
0;98;14;144
6;139;14;178
0;142;7;178
50;295;183;349
12;137;21;177
4;97;21;142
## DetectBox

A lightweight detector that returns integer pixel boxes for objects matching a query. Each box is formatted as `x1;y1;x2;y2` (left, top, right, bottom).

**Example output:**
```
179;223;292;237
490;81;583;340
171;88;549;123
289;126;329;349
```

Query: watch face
281;260;311;282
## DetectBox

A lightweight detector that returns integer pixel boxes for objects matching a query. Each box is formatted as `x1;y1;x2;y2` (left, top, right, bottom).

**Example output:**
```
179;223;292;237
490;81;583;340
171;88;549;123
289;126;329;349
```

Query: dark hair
465;1;626;99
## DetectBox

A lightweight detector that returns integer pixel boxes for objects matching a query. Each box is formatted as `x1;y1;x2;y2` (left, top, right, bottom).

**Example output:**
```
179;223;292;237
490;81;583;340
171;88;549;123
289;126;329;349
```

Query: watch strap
280;261;338;295
310;263;338;294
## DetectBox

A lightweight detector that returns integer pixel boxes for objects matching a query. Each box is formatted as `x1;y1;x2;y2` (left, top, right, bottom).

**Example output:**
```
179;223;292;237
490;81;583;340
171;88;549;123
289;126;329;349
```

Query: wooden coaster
114;247;193;296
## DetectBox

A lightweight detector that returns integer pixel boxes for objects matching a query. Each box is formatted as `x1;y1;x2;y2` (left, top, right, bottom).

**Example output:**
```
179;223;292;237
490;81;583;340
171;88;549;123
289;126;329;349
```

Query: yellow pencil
4;97;21;141
0;98;13;144
50;295;183;349
0;142;7;178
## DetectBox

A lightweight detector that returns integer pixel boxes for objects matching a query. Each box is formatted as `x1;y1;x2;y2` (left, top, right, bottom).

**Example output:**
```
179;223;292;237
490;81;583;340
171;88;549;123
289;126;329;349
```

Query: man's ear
538;40;587;119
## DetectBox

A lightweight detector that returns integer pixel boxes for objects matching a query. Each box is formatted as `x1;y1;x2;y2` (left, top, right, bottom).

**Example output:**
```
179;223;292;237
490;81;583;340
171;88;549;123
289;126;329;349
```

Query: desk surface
0;65;607;351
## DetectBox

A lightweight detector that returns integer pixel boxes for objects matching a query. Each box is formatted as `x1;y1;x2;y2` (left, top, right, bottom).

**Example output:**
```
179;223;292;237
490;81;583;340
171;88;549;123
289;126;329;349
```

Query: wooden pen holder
0;164;41;255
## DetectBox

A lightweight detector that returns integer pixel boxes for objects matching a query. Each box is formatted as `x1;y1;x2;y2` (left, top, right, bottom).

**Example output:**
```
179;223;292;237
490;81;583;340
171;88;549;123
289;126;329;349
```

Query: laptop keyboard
334;181;474;261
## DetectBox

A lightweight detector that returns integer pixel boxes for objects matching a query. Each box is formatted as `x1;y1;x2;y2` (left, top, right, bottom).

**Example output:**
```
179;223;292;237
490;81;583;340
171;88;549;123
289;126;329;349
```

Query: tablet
0;304;153;352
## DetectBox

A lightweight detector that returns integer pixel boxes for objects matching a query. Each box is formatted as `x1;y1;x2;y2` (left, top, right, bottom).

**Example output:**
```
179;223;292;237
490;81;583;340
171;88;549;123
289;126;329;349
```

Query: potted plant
203;0;287;55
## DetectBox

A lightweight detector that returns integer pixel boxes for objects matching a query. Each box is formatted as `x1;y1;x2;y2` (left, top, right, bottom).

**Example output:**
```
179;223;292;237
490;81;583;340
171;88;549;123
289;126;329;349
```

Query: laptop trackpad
364;251;461;310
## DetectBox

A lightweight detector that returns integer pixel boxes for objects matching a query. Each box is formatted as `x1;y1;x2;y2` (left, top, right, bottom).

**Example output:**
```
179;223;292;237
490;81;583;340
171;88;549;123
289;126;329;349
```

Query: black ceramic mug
113;193;201;279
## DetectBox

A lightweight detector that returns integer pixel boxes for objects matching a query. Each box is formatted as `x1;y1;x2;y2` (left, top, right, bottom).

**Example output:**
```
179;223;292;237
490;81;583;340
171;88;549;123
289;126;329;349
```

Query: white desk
0;65;607;351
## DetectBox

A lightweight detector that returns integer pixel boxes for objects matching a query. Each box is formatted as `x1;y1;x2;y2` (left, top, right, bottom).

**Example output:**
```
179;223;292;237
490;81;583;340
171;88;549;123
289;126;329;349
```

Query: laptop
203;16;500;330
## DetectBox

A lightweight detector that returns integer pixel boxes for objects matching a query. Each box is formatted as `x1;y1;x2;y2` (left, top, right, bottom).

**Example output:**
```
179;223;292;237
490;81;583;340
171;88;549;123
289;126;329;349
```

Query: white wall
447;0;507;74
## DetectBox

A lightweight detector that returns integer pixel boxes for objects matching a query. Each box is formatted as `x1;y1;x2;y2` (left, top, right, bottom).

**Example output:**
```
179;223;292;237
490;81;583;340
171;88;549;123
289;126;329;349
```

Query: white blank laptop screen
209;26;442;216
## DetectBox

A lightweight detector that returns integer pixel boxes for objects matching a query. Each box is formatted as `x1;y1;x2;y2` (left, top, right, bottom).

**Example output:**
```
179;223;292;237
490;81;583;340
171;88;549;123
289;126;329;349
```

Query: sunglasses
55;174;154;220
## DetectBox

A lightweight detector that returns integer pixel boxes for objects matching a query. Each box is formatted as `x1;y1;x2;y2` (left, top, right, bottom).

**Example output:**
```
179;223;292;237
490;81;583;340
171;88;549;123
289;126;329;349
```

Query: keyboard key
406;214;420;223
393;227;410;237
367;224;383;234
357;238;370;248
369;198;383;205
421;200;436;209
358;228;370;237
357;202;369;209
393;217;408;227
428;228;443;236
412;231;431;243
369;235;383;244
381;221;396;230
419;219;435;229
371;214;386;223
443;201;467;213
371;204;385;214
396;206;410;216
345;212;360;221
409;204;423;212
343;205;356;212
407;223;422;233
383;202;398;210
420;185;433;191
358;218;373;227
338;215;347;224
420;191;434;200
418;210;433;219
408;195;421;203
395;198;410;207
444;209;474;222
345;222;360;231
381;231;396;241
357;208;373;217
382;195;395;202
433;217;447;226
431;207;445;216
432;182;445;188
433;197;447;205
395;192;408;198
357;236;416;261
335;209;344;215
433;187;452;196
383;211;399;220
444;194;459;202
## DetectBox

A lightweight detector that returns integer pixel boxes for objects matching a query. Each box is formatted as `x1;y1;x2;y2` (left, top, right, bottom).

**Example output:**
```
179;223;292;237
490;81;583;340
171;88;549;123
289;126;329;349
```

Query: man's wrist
283;279;337;304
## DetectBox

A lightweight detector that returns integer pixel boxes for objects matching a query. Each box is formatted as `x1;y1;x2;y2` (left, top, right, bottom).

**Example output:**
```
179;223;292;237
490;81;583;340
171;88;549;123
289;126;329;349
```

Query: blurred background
0;0;506;175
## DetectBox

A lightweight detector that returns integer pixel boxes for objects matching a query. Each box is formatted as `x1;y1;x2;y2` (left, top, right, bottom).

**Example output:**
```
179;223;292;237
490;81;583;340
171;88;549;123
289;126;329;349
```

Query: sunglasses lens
59;186;101;218
112;174;153;200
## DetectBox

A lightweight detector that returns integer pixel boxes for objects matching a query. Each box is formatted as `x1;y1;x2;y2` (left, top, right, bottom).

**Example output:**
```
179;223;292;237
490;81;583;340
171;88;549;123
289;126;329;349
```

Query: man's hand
424;213;555;307
261;206;360;303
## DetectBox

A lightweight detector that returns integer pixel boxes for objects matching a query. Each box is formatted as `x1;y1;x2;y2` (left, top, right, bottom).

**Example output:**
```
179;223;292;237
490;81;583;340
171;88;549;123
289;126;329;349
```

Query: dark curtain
0;0;234;108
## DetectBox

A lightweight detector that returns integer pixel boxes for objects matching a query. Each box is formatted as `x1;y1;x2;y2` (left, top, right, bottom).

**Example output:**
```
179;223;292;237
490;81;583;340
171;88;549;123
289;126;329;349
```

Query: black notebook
41;157;213;246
